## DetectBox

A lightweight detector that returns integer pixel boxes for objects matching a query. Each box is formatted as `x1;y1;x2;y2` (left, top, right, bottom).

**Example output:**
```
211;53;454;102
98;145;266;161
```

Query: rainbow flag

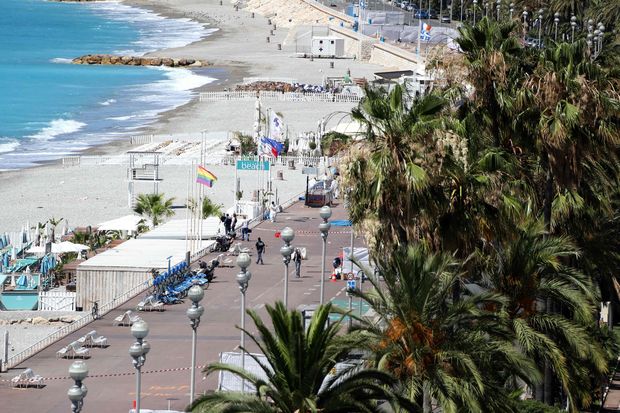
196;165;217;187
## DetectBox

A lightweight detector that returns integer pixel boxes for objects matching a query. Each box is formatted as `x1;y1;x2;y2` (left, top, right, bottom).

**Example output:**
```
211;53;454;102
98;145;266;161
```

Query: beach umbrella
56;241;89;253
11;246;17;260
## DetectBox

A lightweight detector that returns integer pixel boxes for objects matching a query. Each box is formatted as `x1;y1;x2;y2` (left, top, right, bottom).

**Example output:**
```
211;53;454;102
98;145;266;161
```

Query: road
0;201;359;413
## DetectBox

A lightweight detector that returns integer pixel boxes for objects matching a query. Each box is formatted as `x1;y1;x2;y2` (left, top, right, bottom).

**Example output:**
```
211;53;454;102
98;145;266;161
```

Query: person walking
224;214;232;234
269;202;278;223
292;247;302;278
231;213;238;233
255;237;266;264
241;220;249;241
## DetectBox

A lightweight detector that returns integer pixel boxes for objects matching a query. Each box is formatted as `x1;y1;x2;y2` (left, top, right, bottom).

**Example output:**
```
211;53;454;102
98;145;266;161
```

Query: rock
0;320;6;325
60;315;75;323
31;317;48;325
48;317;60;322
150;57;162;66
24;318;32;324
71;54;201;68
9;319;19;325
161;58;174;67
121;55;132;64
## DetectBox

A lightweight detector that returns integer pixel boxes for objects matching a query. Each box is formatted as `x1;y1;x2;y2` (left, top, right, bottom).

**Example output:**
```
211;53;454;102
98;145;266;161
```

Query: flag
261;137;284;157
269;111;284;140
196;165;217;187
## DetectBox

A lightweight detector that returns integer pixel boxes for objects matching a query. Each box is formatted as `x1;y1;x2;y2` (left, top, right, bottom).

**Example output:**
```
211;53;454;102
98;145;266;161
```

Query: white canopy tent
329;120;365;137
97;215;150;232
26;241;89;255
139;218;222;240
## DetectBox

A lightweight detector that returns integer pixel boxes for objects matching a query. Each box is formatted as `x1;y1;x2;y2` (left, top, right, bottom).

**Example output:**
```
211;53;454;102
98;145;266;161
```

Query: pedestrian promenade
0;200;359;413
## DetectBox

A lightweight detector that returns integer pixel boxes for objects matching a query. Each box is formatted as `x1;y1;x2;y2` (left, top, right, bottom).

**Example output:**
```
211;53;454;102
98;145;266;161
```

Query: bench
56;341;90;359
137;295;165;312
113;310;142;326
77;330;108;348
11;368;44;388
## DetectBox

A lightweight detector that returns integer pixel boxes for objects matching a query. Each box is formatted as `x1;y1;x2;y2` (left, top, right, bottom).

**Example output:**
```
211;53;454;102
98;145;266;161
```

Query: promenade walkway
0;200;358;413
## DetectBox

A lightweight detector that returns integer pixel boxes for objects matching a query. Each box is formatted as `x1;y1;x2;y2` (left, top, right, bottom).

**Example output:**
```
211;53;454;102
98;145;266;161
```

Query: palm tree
480;210;607;410
202;196;223;218
189;302;411;413
48;217;63;242
133;193;175;226
348;245;539;413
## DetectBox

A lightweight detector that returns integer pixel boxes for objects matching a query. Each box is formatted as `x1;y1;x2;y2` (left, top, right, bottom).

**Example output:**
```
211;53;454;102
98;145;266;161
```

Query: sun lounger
137;295;164;312
77;330;108;348
11;368;44;388
56;341;90;359
113;310;142;326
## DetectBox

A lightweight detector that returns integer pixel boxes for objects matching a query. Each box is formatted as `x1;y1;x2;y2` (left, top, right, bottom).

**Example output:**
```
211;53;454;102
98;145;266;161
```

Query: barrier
199;91;362;103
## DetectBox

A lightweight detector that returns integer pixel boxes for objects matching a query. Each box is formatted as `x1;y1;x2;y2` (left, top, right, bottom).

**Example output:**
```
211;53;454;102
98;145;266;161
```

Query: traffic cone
330;273;337;281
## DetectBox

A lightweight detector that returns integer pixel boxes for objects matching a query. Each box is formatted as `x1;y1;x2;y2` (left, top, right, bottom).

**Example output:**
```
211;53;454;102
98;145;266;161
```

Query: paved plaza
0;201;360;413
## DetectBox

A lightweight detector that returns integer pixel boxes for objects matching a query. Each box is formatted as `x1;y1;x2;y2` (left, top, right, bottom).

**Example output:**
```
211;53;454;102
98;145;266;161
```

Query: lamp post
129;320;150;413
186;283;204;405
537;9;543;47
509;2;514;19
553;12;560;41
318;206;332;305
522;8;528;41
236;253;251;392
496;0;500;20
570;15;577;43
460;0;463;21
67;361;88;413
280;227;295;308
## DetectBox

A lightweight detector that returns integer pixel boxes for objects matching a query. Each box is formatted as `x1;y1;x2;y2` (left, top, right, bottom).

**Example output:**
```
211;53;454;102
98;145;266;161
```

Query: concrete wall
76;267;152;311
328;25;376;60
370;42;424;71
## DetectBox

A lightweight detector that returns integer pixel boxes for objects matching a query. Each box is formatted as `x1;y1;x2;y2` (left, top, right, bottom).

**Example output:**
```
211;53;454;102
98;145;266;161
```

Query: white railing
221;155;335;167
130;134;154;145
243;77;297;85
199;91;362;103
4;279;152;370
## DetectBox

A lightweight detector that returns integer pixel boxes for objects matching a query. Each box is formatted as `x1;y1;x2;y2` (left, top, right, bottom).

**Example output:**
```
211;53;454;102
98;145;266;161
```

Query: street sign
346;280;356;293
346;273;355;280
236;160;270;171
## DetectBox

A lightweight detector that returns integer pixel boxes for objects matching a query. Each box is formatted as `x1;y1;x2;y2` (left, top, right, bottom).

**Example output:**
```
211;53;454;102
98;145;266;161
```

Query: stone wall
370;42;424;71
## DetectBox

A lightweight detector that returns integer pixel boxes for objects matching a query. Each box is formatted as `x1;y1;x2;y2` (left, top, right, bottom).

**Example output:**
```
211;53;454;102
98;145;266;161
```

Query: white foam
50;58;73;64
106;115;135;121
28;119;86;141
99;99;117;106
0;140;20;154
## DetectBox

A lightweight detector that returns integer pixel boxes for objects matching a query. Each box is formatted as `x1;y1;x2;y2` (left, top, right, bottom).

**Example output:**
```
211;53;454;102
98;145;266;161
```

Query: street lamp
67;361;88;413
318;206;332;305
537;9;543;47
236;253;251;392
473;0;478;24
522;8;529;41
280;227;295;308
187;283;204;405
129;320;150;413
496;0;501;20
553;12;560;41
509;2;514;19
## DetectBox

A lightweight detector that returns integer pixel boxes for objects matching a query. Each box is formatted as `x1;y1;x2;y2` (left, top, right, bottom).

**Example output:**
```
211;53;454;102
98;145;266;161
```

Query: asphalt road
0;201;359;413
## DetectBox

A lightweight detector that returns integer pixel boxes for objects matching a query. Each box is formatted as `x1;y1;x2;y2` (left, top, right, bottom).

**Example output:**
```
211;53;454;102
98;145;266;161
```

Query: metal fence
199;91;362;103
4;279;151;370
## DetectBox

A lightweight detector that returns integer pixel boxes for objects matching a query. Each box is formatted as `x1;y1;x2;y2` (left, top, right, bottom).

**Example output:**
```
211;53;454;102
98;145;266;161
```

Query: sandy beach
0;0;389;232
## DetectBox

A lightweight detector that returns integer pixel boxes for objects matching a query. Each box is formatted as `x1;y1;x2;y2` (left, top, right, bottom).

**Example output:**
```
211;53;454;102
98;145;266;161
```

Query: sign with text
236;160;271;171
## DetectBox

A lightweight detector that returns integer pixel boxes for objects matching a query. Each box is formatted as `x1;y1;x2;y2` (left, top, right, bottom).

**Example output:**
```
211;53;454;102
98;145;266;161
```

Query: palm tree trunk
422;381;432;413
543;153;553;232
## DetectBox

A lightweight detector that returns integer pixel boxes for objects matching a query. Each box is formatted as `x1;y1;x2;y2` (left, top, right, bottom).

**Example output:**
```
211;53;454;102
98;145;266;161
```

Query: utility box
311;36;345;57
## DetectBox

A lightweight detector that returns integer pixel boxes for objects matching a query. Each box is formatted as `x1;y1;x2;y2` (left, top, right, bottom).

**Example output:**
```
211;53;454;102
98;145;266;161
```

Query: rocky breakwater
72;54;208;68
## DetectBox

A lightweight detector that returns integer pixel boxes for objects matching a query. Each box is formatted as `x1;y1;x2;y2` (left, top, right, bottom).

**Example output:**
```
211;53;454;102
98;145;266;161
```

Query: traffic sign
346;280;356;292
236;160;270;171
346;273;354;280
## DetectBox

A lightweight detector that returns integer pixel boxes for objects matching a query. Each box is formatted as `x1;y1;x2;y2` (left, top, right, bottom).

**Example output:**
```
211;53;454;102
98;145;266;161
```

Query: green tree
189;302;411;413
480;210;607;410
201;196;223;218
349;245;539;413
48;217;63;242
133;193;175;226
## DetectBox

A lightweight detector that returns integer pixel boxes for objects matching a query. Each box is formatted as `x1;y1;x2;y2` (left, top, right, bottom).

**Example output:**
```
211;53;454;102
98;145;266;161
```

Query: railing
221;155;335;167
243;77;297;85
199;91;362;103
4;279;152;370
130;134;154;145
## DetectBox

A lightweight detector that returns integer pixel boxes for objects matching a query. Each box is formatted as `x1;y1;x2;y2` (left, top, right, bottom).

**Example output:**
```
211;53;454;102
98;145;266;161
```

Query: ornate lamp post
509;2;514;19
496;0;501;20
129;320;150;413
280;227;295;308
187;283;204;405
67;361;88;413
553;12;560;41
473;0;478;24
318;206;332;305
522;8;529;41
570;15;577;42
236;253;252;392
537;9;544;47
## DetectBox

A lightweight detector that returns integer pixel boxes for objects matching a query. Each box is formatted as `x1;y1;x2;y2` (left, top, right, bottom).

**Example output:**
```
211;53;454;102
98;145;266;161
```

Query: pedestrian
255;237;266;264
241;220;249;241
292;247;302;278
231;213;238;233
269;201;278;222
224;214;232;234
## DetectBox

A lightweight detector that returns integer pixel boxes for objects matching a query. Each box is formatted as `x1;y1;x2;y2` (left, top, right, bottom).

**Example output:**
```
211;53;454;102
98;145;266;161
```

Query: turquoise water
0;0;216;169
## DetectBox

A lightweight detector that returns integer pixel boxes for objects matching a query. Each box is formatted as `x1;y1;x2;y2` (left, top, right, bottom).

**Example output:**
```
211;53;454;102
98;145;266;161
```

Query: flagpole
185;163;191;254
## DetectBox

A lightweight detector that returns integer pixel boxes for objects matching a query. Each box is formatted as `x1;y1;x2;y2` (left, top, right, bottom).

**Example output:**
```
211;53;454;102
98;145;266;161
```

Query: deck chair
56;344;71;359
11;368;44;388
137;296;164;312
69;341;90;358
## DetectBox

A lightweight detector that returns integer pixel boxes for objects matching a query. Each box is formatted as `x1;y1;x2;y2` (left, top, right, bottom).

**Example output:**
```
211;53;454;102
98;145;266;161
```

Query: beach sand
0;0;386;232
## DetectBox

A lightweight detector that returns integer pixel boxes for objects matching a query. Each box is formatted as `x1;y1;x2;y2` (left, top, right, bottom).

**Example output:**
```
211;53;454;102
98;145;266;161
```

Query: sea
0;0;217;170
